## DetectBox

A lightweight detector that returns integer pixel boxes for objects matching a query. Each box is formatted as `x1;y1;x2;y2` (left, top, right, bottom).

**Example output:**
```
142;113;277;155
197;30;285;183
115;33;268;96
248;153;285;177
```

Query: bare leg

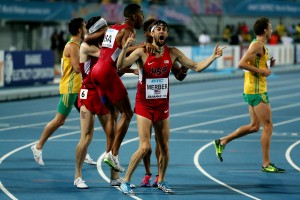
75;106;94;179
123;115;152;182
154;118;170;183
253;103;273;167
36;113;67;149
142;125;153;175
111;95;133;156
220;105;260;146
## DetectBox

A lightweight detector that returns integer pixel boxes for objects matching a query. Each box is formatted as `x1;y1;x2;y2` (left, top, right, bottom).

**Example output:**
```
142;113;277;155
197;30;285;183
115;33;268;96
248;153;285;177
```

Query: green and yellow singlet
244;39;269;94
59;40;82;95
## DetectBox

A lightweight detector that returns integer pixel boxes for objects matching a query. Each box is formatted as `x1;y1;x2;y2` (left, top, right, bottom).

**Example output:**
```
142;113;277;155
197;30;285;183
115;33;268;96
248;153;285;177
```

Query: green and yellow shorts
243;92;269;106
57;93;78;116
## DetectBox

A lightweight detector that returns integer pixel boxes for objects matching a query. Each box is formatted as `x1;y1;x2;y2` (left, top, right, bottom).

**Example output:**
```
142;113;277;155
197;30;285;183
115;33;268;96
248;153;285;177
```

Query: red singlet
135;46;173;122
91;24;129;104
78;56;108;116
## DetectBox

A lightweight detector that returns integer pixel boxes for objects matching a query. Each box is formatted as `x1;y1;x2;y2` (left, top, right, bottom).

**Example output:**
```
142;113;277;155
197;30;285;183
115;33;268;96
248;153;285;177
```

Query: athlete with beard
117;20;226;195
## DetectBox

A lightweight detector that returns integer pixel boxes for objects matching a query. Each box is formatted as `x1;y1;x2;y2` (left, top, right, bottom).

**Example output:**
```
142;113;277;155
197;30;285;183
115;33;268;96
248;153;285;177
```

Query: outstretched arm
172;44;226;72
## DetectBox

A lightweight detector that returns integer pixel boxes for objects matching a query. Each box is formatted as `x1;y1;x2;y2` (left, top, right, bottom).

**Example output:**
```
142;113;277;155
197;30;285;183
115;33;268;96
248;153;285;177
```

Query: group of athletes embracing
31;3;281;196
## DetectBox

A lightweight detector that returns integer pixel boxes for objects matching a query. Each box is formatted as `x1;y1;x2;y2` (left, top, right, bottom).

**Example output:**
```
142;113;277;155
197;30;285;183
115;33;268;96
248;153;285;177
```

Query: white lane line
194;142;261;200
96;137;142;200
0;181;18;200
285;140;300;172
192;117;300;200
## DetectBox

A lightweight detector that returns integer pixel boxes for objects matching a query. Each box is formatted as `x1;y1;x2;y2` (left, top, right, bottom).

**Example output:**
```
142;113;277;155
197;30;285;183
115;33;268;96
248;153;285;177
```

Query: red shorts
134;101;169;123
91;63;127;104
78;87;108;116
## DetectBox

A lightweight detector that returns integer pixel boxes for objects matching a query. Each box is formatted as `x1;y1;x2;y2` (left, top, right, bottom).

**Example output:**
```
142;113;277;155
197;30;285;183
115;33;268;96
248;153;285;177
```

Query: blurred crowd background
1;0;300;59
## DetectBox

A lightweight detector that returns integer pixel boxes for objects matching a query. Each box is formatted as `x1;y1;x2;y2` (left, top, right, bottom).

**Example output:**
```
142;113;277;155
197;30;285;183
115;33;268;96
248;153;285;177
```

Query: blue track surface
0;71;300;200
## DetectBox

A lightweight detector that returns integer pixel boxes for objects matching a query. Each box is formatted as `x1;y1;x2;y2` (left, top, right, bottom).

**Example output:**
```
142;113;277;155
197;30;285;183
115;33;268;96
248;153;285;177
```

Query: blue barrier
3;50;54;87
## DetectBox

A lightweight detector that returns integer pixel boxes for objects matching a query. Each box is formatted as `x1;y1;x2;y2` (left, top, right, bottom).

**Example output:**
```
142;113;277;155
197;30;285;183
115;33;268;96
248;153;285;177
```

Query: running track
0;71;299;200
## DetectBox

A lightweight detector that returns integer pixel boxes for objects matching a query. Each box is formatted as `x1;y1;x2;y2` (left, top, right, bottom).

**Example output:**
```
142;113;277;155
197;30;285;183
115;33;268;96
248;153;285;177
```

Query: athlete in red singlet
90;4;145;172
117;20;226;194
74;16;115;189
139;18;189;188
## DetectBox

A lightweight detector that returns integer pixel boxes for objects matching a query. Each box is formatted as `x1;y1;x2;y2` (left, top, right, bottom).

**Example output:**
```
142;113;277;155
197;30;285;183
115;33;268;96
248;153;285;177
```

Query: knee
251;125;260;133
126;109;133;119
80;133;93;146
140;145;151;156
121;110;133;121
54;118;65;127
158;144;169;154
263;123;273;133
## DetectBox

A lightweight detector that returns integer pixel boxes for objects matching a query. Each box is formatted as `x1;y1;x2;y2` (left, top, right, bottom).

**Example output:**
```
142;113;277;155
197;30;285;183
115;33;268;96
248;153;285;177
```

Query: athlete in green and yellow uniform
214;17;285;173
31;18;86;166
58;39;82;116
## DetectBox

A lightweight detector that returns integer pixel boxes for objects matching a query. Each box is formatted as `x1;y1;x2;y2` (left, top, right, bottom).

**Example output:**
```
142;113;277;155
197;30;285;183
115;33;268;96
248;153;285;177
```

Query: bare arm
84;27;107;44
171;62;188;81
117;35;144;70
69;43;81;74
80;42;100;62
238;42;271;77
171;44;225;72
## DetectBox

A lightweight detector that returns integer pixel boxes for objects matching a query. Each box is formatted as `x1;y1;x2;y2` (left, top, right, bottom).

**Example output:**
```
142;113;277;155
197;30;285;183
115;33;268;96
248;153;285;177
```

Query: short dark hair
68;17;84;36
253;17;270;35
149;20;169;32
143;18;156;32
123;4;141;18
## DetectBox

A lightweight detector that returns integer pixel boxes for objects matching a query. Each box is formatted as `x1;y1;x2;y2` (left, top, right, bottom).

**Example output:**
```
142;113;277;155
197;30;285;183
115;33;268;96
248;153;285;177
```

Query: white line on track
194;142;261;200
285;140;300;172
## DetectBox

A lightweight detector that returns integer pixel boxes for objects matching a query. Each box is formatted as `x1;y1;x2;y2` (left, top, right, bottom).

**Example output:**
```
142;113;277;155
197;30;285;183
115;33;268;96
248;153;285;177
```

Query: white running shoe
110;178;135;188
104;151;125;172
110;178;122;186
84;153;97;165
31;144;44;166
74;177;88;189
113;155;125;172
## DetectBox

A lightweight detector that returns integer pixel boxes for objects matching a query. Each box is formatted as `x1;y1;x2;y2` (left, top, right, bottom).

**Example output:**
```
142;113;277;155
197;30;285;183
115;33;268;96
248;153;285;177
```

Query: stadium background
0;0;300;93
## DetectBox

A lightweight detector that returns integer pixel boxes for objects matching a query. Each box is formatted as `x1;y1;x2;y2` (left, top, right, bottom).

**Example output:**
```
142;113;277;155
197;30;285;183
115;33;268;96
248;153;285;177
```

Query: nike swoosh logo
148;62;155;65
164;110;168;113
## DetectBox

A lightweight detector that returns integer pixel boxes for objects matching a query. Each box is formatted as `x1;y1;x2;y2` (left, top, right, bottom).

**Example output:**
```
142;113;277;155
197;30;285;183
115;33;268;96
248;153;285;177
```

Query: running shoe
140;174;152;187
157;181;173;193
214;139;224;162
120;182;135;195
262;163;285;173
152;175;159;187
104;152;125;172
110;178;122;186
31;144;44;166
110;178;135;188
74;177;88;189
84;153;97;165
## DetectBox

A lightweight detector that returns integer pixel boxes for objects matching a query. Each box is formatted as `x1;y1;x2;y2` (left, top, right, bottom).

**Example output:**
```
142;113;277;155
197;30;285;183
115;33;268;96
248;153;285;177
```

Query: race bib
102;28;118;49
145;78;168;99
79;89;88;100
